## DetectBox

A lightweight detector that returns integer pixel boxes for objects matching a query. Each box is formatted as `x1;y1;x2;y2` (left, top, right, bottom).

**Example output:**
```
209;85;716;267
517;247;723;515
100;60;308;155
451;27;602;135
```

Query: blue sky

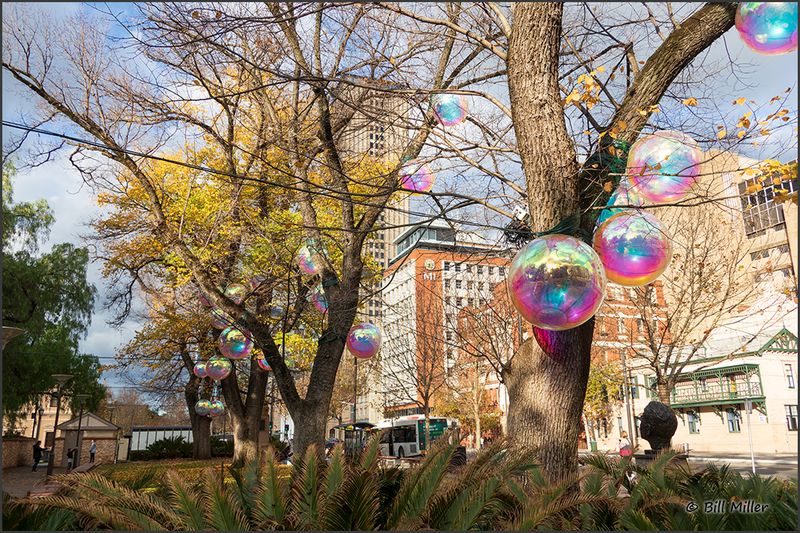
2;3;797;396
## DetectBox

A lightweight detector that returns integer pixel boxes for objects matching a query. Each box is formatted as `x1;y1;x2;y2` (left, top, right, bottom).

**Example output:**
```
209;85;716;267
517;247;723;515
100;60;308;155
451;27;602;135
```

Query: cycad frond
165;470;207;530
201;469;251;531
290;444;322;529
253;447;289;528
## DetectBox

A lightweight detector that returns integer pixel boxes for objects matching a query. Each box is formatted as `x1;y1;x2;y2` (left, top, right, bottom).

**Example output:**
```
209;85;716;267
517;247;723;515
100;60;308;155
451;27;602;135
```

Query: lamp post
35;406;45;442
46;374;73;477
2;326;26;351
74;394;91;469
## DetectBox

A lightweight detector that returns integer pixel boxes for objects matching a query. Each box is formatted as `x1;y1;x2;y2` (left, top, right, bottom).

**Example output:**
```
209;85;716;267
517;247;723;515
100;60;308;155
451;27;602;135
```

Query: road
687;458;797;480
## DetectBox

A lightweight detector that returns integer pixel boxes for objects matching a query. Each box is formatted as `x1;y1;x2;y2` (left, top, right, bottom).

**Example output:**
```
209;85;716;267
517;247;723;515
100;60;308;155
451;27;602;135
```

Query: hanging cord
503;139;630;246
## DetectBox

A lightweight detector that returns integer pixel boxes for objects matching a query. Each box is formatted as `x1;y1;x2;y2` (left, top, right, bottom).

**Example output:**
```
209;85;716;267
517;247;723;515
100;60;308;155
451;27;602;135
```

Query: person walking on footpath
89;440;97;463
32;441;44;471
618;431;632;459
66;447;76;471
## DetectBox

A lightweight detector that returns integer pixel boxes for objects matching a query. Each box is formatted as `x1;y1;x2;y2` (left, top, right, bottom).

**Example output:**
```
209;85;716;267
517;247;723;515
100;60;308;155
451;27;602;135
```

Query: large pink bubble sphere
310;284;328;314
507;234;606;331
218;327;254;360
193;361;208;379
593;210;672;287
399;159;436;193
346;323;382;359
206;356;232;381
297;244;322;276
736;3;798;55
432;93;468;126
195;399;212;416
626;130;702;204
207;400;225;418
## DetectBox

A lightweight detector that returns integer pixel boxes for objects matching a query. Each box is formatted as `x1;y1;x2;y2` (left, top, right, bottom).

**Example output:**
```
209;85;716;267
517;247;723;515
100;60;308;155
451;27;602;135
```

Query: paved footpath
3;466;69;499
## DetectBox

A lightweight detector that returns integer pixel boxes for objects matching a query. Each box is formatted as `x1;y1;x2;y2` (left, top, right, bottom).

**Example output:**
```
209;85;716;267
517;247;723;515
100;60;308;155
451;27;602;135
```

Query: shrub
146;436;193;460
5;444;797;531
210;436;233;457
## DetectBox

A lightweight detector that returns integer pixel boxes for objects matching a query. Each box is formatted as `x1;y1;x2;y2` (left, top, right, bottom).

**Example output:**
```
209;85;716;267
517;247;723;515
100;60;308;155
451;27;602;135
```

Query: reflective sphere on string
195;399;212;416
596;178;645;226
593;210;672;287
310;284;328;313
218;327;254;360
192;361;208;379
297;244;322;275
224;283;247;305
256;354;271;372
736;2;798;55
626;130;702;204
207;400;225;418
206;356;232;381
346;322;382;359
399;159;435;193
432;93;468;126
507;234;606;331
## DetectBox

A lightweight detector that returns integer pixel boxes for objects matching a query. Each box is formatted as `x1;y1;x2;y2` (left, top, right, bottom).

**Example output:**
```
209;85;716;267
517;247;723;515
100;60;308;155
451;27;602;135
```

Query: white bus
373;415;454;458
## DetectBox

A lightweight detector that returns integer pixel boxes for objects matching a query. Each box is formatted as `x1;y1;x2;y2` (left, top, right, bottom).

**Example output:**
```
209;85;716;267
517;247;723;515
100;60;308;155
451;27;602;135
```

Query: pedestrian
618;431;633;459
89;439;97;463
32;441;44;472
67;447;76;470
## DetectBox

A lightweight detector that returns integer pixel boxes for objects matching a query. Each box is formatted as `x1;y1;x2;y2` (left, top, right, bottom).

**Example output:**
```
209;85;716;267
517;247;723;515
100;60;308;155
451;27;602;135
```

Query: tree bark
656;381;672;404
506;2;592;484
184;380;211;460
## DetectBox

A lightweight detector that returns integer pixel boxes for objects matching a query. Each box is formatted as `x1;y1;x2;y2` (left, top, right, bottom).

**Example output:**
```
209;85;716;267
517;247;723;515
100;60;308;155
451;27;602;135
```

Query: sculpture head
639;401;678;452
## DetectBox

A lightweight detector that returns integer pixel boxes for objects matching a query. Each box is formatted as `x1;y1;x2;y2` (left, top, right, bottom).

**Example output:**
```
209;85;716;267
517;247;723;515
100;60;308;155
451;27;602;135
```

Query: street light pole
46;374;73;477
352;357;358;425
745;399;756;474
74;394;90;469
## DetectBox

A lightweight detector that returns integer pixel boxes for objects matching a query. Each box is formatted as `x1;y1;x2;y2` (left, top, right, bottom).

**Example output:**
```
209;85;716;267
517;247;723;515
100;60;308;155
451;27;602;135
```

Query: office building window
467;281;473;290
738;176;797;236
617;416;623;436
688;411;700;434
455;280;462;289
457;298;463;307
444;280;450;289
498;266;506;276
444;262;450;271
726;408;741;433
478;282;484;291
476;266;483;275
634;416;641;438
445;331;453;342
630;375;639;399
785;364;795;389
50;396;58;408
786;405;798;431
455;263;461;273
700;378;707;392
489;266;495;276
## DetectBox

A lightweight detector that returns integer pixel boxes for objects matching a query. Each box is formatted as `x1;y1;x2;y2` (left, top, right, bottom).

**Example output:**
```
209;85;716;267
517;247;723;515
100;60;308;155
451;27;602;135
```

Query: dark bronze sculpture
639;401;678;452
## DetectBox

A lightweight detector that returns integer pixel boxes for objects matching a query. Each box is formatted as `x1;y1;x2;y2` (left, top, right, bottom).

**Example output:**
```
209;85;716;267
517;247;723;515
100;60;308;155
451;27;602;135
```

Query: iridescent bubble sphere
736;3;798;55
432;93;468;126
593;210;673;287
206;356;232;381
193;361;208;379
211;307;234;329
626;130;702;204
507;234;606;331
256;354;271;372
249;275;267;291
224;283;247;305
297;244;322;276
310;284;328;314
596;178;645;226
399;159;435;193
346;322;382;359
207;400;225;418
218;327;254;360
195;399;212;416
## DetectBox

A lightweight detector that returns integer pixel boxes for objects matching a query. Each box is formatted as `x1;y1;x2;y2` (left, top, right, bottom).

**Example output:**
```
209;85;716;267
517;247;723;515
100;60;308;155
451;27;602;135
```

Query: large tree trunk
185;381;211;460
656;381;672;404
229;410;260;464
506;2;590;484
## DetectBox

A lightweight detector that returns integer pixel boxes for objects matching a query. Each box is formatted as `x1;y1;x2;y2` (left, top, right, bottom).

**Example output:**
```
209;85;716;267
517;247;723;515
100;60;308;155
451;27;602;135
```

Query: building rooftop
389;221;504;265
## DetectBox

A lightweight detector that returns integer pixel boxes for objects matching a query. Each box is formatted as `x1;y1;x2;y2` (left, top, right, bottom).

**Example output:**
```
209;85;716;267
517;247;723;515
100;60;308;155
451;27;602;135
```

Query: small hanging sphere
596;178;645;226
207;400;225;418
218;327;254;360
256;354;271;372
224;283;248;305
432;93;468;126
507;234;606;331
346;323;382;359
310;284;328;313
736;2;798;55
398;159;436;193
205;356;232;381
195;399;212;416
593;210;673;287
192;361;208;379
626;130;702;204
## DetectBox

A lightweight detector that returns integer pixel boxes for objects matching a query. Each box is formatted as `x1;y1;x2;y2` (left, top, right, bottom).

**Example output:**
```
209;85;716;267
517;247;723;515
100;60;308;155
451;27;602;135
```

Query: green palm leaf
202;469;251;531
253;447;289;528
165;471;207;530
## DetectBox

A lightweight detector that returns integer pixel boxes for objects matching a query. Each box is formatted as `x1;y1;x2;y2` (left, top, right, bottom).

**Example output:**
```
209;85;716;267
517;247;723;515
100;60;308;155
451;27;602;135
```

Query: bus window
379;428;391;444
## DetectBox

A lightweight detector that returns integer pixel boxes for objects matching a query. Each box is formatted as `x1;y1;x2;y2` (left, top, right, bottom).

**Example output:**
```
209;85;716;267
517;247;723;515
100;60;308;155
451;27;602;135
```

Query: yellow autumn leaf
596;65;606;73
737;130;746;139
733;97;746;105
618;120;628;131
682;97;698;106
717;129;727;139
603;181;613;192
745;183;763;193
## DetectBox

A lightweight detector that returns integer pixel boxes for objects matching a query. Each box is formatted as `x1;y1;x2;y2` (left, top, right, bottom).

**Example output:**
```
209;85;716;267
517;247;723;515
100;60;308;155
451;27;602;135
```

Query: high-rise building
381;222;510;415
